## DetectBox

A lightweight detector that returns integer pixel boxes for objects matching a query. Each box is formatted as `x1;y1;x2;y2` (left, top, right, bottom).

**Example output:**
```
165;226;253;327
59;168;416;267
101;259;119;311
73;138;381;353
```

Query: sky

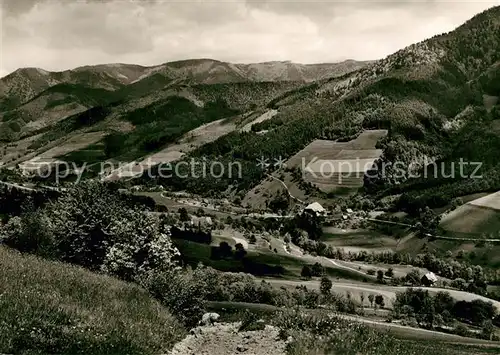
0;0;498;77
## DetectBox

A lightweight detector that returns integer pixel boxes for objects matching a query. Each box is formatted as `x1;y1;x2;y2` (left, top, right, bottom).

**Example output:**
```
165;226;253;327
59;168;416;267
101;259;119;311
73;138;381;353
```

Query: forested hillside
150;6;500;207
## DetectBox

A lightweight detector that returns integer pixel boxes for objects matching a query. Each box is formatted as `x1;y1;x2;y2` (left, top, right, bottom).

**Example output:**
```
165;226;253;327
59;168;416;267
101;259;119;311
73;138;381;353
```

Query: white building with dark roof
304;202;326;216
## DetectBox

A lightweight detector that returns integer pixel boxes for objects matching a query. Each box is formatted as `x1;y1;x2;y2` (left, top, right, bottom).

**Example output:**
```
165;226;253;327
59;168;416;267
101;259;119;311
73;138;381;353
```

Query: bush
137;268;206;328
238;309;266;332
301;265;313;279
320;277;333;295
2;182;180;281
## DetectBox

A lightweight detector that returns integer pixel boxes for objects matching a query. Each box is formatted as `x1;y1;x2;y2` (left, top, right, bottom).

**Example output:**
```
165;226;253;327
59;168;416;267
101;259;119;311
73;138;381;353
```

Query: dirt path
167;322;287;355
323;257;371;277
267;174;304;204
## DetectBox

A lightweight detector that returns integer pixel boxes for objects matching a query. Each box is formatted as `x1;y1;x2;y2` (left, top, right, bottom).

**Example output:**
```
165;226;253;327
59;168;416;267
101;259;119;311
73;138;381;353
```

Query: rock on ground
167;322;287;355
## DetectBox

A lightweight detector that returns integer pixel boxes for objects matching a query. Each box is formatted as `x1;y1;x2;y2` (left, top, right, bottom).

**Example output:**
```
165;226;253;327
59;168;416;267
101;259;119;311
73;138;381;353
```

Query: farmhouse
190;216;213;228
304;202;327;216
421;272;438;286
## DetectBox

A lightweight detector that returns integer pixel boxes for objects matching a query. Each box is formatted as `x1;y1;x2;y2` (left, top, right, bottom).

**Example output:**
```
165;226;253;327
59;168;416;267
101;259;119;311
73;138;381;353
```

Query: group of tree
392;288;498;340
0;181;179;281
301;262;326;279
210;241;247;260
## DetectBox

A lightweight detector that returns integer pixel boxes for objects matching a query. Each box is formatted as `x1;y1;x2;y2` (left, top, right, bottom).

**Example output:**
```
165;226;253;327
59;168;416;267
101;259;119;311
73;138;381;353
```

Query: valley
1;4;500;355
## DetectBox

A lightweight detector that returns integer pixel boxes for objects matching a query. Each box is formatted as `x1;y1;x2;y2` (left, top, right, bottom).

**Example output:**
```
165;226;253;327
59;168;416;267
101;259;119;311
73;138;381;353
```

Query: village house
304;202;327;217
421;272;438;286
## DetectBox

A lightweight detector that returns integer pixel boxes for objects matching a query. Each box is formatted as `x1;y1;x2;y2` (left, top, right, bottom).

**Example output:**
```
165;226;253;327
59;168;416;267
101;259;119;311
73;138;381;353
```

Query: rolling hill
1;7;499;214
440;191;500;235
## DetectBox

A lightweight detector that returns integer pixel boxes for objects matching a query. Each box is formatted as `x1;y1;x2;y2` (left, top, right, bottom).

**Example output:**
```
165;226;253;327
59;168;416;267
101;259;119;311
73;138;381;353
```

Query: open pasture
285;130;387;191
440;191;500;235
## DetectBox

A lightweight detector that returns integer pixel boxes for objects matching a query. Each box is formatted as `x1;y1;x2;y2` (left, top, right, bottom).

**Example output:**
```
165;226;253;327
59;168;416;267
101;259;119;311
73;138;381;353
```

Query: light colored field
286;130;387;191
440;191;500;235
468;191;500;210
106;118;237;179
240;109;278;132
19;131;106;172
322;227;398;252
0;133;43;164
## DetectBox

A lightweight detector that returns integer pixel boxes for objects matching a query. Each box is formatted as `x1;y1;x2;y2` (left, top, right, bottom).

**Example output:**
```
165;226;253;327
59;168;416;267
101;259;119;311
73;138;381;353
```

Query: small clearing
240;109;278;132
168;323;286;355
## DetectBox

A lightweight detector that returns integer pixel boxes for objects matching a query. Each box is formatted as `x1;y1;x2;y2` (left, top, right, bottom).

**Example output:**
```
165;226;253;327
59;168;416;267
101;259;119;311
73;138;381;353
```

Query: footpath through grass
0;247;186;355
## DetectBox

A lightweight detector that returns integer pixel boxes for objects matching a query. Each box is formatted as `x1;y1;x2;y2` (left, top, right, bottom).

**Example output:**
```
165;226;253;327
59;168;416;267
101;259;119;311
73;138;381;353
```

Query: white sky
0;0;498;77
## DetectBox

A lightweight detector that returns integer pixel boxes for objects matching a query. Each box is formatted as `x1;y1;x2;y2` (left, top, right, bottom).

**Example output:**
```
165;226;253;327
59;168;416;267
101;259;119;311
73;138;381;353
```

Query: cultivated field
469;191;500;210
263;278;500;312
440;191;500;235
286;130;387;191
106;118;237;179
18;131;106;172
322;227;398;253
243;130;388;207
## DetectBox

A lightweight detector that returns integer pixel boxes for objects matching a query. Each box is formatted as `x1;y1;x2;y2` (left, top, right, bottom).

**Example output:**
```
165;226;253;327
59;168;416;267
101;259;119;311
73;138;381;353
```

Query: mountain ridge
0;59;371;111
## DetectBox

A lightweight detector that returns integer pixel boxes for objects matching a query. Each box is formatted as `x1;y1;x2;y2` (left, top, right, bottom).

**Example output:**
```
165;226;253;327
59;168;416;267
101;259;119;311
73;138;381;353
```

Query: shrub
301;265;313;279
238;309;266;332
138;268;207;328
320;276;333;295
1;182;180;281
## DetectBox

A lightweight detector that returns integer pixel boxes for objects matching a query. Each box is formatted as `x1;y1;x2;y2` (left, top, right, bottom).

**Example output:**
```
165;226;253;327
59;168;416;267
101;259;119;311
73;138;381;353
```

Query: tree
377;270;384;282
482;320;494;340
219;241;233;258
360;292;365;307
301;265;312;279
178;207;190;222
368;294;375;308
385;268;394;278
3;181;179;280
311;262;325;277
320;276;333;295
234;243;247;260
249;234;257;244
375;295;385;309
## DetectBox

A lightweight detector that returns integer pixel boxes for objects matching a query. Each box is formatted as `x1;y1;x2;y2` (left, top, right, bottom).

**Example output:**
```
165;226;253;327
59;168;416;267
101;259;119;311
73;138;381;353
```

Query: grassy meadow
0;247;185;355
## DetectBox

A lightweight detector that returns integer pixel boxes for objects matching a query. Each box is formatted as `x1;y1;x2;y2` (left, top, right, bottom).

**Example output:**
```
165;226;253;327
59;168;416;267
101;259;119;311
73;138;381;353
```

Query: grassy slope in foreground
0;247;185;355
